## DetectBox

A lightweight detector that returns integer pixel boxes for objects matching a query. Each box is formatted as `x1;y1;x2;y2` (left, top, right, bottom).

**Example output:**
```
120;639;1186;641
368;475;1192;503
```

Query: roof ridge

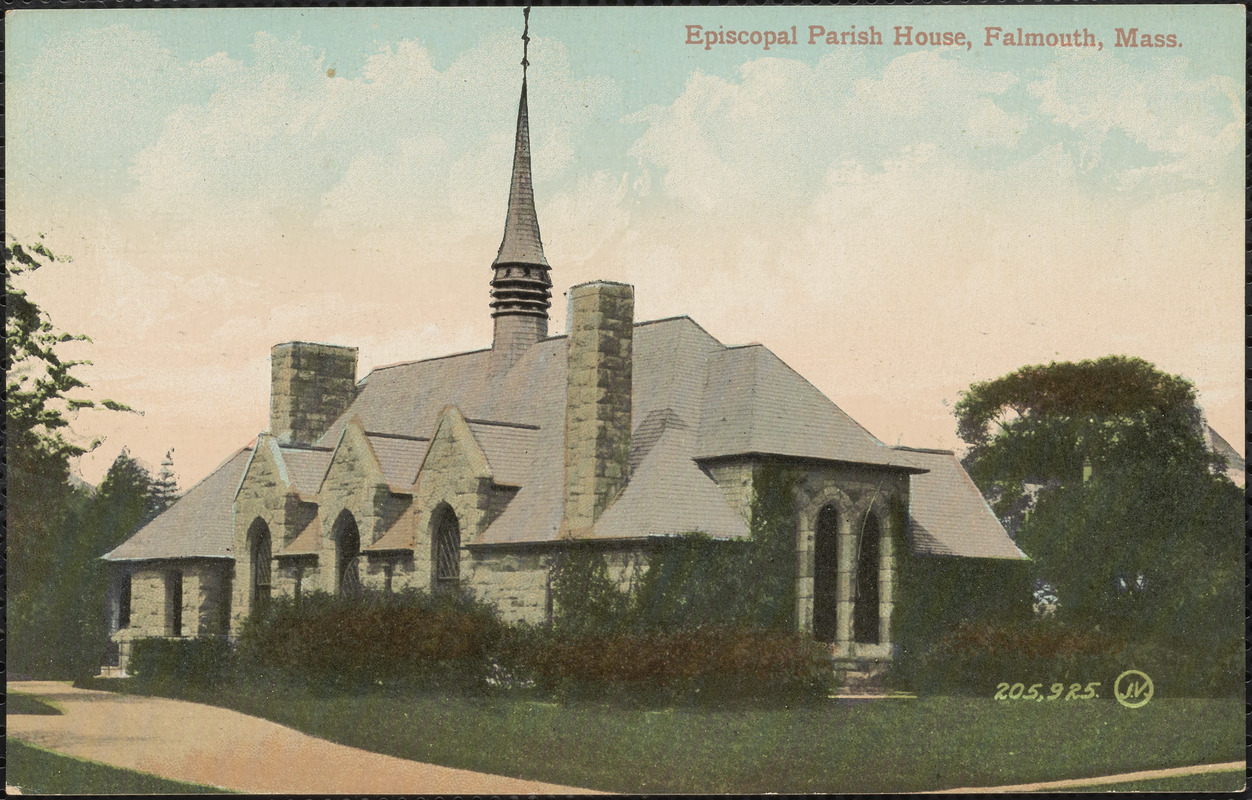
894;445;955;455
364;431;431;442
465;418;540;430
369;346;491;373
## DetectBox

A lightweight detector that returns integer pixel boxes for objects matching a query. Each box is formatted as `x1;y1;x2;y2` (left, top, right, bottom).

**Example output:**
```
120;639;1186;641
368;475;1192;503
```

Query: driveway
8;681;601;794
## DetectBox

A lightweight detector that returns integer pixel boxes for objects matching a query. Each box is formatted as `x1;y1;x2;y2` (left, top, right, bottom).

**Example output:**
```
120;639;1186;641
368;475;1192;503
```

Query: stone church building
101;35;1025;674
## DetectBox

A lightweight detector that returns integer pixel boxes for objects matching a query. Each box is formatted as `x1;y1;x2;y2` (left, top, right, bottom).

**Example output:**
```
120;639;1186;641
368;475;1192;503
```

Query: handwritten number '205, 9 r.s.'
994;682;1101;701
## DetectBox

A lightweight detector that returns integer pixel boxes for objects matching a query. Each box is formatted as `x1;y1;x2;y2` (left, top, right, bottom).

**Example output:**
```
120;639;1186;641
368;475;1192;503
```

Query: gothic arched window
853;512;882;645
249;519;272;614
813;505;839;643
433;505;461;590
336;512;362;597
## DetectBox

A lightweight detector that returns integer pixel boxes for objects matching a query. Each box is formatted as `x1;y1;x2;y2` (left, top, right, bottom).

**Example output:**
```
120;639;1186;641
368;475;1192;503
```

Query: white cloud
1027;51;1243;183
625;50;1025;223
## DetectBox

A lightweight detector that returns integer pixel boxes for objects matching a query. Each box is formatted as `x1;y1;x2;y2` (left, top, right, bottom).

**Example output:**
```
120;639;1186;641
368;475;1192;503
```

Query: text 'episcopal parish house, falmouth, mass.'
100;12;1027;676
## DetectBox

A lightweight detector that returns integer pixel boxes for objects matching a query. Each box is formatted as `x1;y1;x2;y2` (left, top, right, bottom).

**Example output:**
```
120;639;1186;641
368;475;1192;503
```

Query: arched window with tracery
854;511;882;644
335;511;362;597
249;518;272;615
432;505;461;591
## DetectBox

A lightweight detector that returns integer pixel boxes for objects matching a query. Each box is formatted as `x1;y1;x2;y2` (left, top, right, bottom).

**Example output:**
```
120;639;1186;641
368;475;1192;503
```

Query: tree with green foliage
954;355;1219;516
954;356;1240;656
5;236;137;677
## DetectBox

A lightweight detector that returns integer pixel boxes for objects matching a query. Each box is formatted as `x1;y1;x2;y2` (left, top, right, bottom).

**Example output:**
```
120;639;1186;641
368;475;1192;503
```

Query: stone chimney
269;342;358;446
563;281;634;534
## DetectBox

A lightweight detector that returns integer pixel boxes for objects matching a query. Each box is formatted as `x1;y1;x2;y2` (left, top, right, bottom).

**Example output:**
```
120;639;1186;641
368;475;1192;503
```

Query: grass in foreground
5;739;229;795
7;693;63;716
95;679;1244;794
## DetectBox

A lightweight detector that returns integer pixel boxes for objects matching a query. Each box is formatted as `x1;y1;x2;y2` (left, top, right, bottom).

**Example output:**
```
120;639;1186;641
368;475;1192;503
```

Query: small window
218;574;232;634
166;570;184;637
293;564;304;603
252;523;272;614
117;575;132;630
544;570;554;624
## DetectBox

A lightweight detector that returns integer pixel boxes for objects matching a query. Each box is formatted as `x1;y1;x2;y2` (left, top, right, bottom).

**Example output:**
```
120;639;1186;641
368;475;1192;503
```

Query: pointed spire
493;7;548;270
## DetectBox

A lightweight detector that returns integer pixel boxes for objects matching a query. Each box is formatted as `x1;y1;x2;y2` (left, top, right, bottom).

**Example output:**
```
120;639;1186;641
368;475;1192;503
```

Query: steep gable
320;417;388;494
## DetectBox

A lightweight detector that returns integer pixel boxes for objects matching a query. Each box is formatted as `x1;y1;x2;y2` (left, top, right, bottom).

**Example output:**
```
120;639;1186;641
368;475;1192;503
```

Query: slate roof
364;510;420;553
103;446;253;561
493;81;548;269
364;433;427;489
277;446;333;497
896;447;1027;560
1205;425;1244;484
465;421;538;488
593;419;751;542
277;514;322;558
697;344;907;467
106;315;1022;561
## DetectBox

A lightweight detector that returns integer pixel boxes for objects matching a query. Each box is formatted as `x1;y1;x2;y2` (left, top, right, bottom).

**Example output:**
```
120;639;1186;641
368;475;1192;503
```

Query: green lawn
8;693;63;716
5;739;229;795
115;681;1243;794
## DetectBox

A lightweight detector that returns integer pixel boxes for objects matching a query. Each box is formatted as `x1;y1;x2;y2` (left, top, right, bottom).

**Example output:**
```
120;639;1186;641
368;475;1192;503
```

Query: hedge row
505;625;835;702
234;589;505;690
129;637;232;686
129;589;836;702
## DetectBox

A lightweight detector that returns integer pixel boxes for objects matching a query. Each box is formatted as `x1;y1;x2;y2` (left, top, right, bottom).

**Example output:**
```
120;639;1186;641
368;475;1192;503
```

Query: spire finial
522;7;531;75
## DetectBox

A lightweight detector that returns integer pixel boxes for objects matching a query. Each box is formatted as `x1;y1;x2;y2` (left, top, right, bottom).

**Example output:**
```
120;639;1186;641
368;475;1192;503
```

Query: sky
6;5;1244;489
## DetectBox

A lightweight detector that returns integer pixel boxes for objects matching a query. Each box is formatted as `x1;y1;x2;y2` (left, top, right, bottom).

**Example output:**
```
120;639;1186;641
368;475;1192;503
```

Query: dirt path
7;681;602;795
931;760;1245;794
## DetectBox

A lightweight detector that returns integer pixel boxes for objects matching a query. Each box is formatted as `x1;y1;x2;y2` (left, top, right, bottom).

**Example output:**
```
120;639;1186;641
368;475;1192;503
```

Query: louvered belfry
491;11;552;366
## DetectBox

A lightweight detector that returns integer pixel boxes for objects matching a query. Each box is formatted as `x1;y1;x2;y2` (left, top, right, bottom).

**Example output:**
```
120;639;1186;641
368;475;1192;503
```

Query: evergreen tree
147;448;180;519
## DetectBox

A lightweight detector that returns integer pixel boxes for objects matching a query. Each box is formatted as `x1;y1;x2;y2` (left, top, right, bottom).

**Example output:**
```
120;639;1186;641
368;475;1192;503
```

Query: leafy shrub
900;619;1242;699
128;637;232;687
235;588;505;691
506;625;835;704
902;621;1128;696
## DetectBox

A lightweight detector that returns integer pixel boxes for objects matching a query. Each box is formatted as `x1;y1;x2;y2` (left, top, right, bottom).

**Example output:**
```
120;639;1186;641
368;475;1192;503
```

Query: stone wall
791;465;908;661
564;281;634;534
316;420;412;594
118;560;232;639
409;407;499;593
273;558;321;600
466;543;649;625
704;460;755;522
363;554;419;593
270;341;358;446
232;438;318;631
465;549;551;624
